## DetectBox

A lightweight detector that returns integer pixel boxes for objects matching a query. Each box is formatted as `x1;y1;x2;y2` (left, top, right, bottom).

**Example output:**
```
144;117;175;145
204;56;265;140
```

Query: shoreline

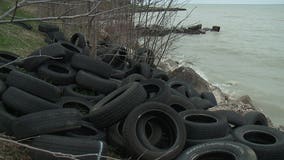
159;58;283;130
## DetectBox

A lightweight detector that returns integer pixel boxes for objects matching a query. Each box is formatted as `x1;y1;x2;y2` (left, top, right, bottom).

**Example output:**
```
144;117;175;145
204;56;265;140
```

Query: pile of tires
0;24;283;160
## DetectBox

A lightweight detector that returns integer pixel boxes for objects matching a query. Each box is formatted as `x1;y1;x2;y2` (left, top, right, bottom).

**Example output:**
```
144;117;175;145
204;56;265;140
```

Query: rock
188;24;202;30
237;95;253;105
170;66;211;93
212;26;221;32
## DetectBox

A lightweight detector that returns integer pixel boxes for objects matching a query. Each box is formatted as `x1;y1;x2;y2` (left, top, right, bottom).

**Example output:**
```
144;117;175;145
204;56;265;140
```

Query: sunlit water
172;4;284;126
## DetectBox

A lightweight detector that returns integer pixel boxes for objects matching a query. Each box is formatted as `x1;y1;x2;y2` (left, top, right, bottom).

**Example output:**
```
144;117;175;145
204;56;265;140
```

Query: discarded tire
6;70;61;102
233;125;284;160
2;87;60;115
141;79;171;102
214;110;246;128
57;96;93;115
0;51;19;63
87;82;147;128
244;111;268;126
165;95;196;112
0;102;15;135
63;84;104;102
12;108;82;139
38;23;59;33
76;70;118;94
71;54;112;78
38;61;76;85
123;102;186;160
179;110;230;139
176;141;257;160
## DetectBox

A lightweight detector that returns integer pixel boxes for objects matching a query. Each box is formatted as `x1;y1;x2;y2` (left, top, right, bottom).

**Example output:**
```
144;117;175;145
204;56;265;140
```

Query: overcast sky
187;0;284;4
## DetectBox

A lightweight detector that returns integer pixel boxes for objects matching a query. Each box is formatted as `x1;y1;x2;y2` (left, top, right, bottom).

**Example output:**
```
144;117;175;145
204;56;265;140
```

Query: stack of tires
0;24;283;160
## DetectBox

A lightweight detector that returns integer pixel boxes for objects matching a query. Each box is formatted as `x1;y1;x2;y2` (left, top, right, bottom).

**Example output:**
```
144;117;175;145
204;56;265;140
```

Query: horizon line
189;3;284;4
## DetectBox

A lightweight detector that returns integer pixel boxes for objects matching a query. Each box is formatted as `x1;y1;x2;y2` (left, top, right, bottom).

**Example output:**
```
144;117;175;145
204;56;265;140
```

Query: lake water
172;4;284;126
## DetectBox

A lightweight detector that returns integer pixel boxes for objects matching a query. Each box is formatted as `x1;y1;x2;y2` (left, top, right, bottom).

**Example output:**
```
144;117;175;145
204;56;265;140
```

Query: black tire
30;135;108;160
107;120;127;152
152;69;169;81
111;69;126;80
176;141;257;160
2;87;61;115
87;82;147;128
58;41;82;61
6;70;61;102
168;80;199;98
137;62;152;78
123;102;186;160
71;54;112;78
136;115;164;146
0;79;7;96
122;73;146;85
22;43;66;71
46;31;66;43
63;84;104;102
38;61;76;85
214;110;246;128
185;134;234;148
12;109;82;139
0;102;16;135
76;70;118;94
179;110;230;139
233;125;284;160
244;111;268;126
141;79;171;102
64;121;105;141
38;23;59;33
0;51;19;63
201;92;218;106
165;95;197;112
57;97;93;115
0;64;15;80
70;33;87;49
189;97;215;110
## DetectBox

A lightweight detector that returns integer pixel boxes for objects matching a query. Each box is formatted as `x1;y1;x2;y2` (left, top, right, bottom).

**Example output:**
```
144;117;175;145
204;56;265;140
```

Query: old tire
0;103;16;135
6;70;61;102
214;110;246;128
141;79;171;102
123;102;186;160
22;43;66;71
176;141;257;160
87;82;147;128
165;95;196;112
189;97;215;110
71;54;112;78
185;134;234;148
38;23;59;33
233;125;284;160
2;87;60;115
12;109;82;139
57;97;94;115
201;92;218;106
63;84;104;102
38;61;76;85
180;110;230;139
244;111;268;126
76;70;118;94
